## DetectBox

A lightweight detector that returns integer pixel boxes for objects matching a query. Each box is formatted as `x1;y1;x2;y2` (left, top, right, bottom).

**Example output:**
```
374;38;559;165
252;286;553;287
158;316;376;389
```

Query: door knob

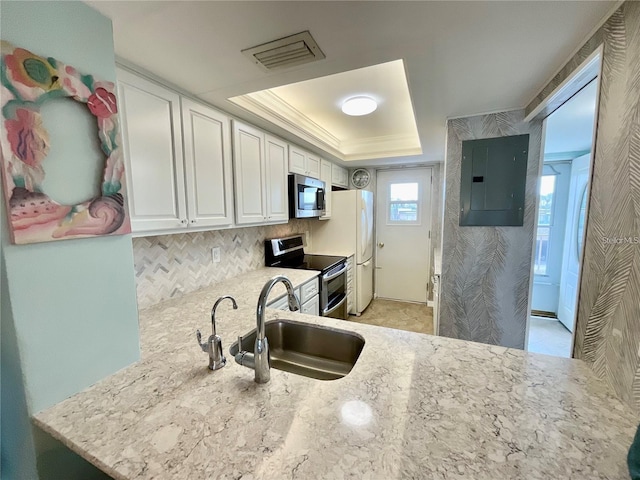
378;242;385;248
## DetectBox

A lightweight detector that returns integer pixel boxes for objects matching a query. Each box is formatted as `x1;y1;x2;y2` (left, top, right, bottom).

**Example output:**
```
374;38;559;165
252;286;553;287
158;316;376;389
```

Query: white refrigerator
311;190;374;314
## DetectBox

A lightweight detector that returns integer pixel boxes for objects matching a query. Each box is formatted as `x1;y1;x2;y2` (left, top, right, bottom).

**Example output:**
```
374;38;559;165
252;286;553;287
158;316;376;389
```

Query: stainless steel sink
229;319;365;380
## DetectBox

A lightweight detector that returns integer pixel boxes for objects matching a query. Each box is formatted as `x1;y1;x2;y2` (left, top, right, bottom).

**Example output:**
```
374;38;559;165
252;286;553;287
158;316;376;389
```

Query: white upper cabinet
117;68;234;235
117;68;187;231
289;145;321;179
306;153;321;179
289;146;307;176
265;135;289;223
320;159;332;220
233;122;288;226
181;99;234;228
332;164;349;188
233;122;266;225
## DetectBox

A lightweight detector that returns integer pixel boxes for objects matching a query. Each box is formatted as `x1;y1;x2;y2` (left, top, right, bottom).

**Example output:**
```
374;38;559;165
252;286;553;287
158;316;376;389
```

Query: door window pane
388;182;420;224
534;226;550;275
538;175;556;226
390;182;418;201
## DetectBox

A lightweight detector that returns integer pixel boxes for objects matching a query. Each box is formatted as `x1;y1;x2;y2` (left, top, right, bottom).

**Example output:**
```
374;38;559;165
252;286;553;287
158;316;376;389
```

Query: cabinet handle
190;219;196;224
181;219;187;225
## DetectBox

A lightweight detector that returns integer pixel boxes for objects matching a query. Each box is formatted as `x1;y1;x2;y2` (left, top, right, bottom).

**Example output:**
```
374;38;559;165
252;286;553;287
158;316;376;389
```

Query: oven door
321;263;348;319
323;293;347;319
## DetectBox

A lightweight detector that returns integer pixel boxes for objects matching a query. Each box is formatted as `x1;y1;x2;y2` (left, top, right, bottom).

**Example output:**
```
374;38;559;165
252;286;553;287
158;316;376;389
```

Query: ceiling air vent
242;31;325;71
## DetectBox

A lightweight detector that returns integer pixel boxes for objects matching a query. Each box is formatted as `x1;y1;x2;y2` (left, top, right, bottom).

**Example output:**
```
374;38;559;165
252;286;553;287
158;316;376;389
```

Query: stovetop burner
265;235;346;274
280;254;345;273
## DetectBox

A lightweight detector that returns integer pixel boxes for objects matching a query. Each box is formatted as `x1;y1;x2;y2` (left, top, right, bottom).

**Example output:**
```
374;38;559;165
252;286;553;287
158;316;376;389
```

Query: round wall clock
351;168;371;189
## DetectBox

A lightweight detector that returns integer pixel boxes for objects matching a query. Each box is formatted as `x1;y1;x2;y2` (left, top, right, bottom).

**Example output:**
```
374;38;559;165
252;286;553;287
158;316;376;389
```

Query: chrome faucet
196;295;237;370
234;275;300;383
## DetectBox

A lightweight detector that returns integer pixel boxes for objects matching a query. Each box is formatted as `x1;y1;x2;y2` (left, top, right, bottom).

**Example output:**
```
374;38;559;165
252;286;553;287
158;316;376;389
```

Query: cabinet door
289;145;307;175
306;153;321;179
320;159;332;219
332;164;348;188
299;277;319;303
265;135;289;223
181;99;234;228
301;295;320;316
117;68;186;231
233;121;267;224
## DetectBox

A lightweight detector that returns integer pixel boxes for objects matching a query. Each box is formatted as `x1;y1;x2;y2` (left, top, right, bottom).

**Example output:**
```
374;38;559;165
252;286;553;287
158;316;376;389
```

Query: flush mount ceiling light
341;96;377;116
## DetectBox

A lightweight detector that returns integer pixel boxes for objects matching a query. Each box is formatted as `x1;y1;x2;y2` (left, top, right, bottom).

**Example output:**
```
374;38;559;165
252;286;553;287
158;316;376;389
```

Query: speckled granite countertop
307;248;355;258
34;267;638;479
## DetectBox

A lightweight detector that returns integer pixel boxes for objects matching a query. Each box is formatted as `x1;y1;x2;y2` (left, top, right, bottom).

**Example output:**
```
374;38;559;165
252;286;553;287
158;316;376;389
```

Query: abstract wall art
0;41;130;244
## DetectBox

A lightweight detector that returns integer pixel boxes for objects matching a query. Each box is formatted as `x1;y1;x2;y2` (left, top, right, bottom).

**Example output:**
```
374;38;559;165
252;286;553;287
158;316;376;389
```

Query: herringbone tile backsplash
132;220;311;309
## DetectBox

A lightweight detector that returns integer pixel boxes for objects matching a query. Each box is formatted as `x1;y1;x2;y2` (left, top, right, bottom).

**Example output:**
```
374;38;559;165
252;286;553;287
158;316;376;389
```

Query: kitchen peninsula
34;268;637;479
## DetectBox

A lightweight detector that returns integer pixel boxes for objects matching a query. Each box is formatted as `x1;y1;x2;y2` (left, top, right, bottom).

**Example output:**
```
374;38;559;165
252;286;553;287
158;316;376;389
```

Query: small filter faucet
196;295;237;371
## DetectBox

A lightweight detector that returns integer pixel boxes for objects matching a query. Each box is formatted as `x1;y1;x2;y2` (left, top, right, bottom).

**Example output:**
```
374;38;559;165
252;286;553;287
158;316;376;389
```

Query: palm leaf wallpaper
440;110;542;349
527;2;640;411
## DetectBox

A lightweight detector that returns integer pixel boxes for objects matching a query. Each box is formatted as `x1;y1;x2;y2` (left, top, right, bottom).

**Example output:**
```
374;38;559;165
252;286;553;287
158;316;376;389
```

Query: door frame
524;47;603;357
374;166;433;303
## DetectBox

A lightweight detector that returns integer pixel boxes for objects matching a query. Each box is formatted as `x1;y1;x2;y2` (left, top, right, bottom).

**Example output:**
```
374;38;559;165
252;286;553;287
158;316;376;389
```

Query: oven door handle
323;293;346;316
322;265;347;282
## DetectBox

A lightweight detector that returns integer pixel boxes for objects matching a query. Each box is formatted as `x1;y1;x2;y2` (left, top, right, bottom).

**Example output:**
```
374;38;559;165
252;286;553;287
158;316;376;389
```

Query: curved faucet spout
256;276;300;337
212;295;238;336
253;275;300;383
197;295;237;371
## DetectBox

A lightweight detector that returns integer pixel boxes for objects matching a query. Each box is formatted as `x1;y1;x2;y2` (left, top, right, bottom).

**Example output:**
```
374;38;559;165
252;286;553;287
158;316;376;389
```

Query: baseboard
531;310;557;319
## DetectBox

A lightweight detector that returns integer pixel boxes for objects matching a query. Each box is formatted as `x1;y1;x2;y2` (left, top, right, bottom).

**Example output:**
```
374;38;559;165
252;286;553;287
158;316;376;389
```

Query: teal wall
0;1;140;477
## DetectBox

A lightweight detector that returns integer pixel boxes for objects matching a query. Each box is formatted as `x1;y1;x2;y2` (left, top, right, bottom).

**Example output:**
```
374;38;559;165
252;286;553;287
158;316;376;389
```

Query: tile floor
527;316;573;358
347;298;434;335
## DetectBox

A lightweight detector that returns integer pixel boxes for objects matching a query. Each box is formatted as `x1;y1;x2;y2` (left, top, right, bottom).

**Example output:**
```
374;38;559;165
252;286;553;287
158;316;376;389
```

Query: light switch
212;247;221;263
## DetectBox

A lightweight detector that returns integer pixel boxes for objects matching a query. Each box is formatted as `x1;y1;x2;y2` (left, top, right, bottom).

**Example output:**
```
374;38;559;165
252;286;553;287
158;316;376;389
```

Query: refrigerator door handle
361;205;368;258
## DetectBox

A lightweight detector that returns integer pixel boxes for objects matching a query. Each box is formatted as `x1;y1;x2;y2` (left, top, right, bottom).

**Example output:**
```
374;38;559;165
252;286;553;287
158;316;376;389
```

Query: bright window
538;175;556;226
389;182;420;223
534;175;557;275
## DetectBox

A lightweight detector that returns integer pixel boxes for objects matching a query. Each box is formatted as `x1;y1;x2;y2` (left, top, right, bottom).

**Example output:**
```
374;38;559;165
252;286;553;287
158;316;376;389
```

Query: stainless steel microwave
288;174;326;218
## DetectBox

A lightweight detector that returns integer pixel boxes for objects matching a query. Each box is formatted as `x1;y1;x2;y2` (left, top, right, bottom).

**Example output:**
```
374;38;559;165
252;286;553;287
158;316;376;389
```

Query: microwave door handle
317;189;325;209
322;265;347;282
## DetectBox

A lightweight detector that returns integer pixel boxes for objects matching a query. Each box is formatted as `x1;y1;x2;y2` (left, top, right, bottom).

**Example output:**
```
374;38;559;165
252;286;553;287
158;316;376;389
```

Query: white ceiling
88;1;617;167
544;79;599;157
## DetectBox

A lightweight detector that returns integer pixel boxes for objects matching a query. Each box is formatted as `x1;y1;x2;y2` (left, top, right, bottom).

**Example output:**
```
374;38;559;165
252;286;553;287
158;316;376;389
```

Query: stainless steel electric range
265;235;348;319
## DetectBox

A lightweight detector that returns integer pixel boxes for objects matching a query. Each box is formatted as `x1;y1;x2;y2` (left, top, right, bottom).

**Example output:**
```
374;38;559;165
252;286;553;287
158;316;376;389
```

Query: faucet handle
237;335;243;352
196;329;208;352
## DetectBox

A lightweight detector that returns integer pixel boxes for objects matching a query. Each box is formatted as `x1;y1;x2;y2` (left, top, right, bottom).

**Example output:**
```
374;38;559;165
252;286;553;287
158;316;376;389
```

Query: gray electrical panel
459;134;529;226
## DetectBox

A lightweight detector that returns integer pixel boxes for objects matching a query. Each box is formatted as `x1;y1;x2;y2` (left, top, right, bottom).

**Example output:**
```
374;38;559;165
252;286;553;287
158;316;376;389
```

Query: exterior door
375;168;432;302
530;162;571;314
558;154;591;331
